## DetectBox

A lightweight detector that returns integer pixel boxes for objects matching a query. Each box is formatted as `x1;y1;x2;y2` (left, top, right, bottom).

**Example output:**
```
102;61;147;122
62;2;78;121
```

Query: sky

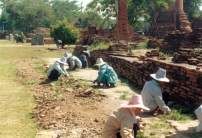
75;0;93;8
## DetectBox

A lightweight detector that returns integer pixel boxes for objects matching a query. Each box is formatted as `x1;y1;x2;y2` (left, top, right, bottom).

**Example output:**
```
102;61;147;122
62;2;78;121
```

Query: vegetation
89;42;110;51
51;20;79;45
0;0;201;34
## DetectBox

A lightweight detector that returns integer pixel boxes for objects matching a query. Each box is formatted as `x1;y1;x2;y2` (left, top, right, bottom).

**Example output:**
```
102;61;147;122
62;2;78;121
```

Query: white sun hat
150;68;170;83
64;52;72;58
195;105;202;132
95;58;106;66
56;57;67;65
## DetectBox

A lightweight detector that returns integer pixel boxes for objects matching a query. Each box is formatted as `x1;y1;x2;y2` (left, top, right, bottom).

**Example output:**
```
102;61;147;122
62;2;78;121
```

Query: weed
137;131;149;138
160;104;194;122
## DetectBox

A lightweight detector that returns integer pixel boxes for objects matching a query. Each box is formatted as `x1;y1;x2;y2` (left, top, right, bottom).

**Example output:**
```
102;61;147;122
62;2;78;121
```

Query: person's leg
48;69;61;81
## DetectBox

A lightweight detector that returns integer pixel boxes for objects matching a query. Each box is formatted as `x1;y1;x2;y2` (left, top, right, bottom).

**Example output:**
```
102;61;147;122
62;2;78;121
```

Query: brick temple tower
114;0;133;41
175;0;192;33
150;0;192;38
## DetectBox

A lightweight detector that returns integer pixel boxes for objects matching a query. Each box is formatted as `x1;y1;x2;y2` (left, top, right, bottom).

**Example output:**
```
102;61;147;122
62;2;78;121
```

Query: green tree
0;0;54;32
184;0;202;19
50;0;81;23
51;19;79;45
87;0;170;31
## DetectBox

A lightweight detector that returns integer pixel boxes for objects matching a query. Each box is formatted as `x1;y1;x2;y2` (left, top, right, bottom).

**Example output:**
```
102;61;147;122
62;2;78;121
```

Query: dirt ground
16;58;133;138
14;48;201;138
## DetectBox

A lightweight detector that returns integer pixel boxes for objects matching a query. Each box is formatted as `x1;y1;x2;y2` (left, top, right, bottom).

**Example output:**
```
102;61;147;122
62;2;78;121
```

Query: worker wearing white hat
141;68;171;115
94;58;118;88
47;57;69;81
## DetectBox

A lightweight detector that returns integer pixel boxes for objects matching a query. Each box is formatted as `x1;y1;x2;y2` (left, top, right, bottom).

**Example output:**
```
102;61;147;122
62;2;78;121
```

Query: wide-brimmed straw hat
121;95;150;111
56;57;67;65
150;68;170;83
95;58;106;66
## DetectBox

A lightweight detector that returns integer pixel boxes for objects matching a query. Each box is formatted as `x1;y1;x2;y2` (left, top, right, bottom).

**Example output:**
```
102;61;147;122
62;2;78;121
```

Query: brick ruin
80;0;202;107
91;50;202;107
113;0;133;41
26;27;55;45
80;26;113;45
80;0;142;46
150;0;192;38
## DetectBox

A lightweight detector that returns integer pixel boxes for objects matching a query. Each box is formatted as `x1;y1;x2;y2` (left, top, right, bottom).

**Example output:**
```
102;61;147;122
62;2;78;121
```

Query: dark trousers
48;69;61;81
116;123;140;138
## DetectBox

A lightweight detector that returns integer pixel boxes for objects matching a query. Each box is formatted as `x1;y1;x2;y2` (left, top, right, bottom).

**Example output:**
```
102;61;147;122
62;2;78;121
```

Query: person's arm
96;67;106;82
154;89;171;114
55;63;68;76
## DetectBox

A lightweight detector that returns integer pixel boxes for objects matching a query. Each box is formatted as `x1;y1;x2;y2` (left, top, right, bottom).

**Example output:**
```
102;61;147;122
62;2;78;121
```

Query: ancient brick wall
91;50;202;107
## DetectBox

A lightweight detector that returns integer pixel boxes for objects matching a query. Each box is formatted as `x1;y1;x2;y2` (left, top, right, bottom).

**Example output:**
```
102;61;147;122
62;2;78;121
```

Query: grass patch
0;59;37;137
89;42;110;51
160;104;194;122
133;40;148;49
137;132;149;138
0;40;69;137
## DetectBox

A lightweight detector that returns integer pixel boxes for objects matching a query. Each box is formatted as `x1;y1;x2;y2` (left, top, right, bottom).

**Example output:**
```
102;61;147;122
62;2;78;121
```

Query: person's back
68;56;82;69
104;65;118;85
141;80;163;111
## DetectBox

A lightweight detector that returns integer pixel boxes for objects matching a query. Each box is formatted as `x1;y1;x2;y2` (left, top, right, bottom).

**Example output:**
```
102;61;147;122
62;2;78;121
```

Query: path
46;58;138;105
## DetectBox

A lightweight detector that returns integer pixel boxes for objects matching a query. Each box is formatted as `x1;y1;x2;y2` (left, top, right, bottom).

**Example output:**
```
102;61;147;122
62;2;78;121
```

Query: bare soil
16;57;201;138
16;59;123;138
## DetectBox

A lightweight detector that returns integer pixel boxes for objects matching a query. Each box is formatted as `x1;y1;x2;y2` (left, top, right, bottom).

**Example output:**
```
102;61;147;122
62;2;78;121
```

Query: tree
51;19;79;45
87;0;170;31
184;0;202;19
0;0;54;32
50;0;81;23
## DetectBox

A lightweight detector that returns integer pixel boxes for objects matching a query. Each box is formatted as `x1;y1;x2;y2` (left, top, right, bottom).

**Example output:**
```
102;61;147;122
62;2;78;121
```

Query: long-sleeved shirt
96;64;118;85
103;108;138;138
47;62;68;76
141;80;170;113
67;56;82;69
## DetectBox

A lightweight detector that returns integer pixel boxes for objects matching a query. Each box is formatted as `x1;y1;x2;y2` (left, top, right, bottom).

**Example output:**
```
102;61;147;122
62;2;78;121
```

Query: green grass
133;40;148;49
160;104;194;122
89;42;110;51
0;59;36;138
0;40;67;138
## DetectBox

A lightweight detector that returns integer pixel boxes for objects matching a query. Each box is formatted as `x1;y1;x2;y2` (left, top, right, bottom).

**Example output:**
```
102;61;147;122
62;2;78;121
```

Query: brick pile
91;50;202;107
172;49;202;65
80;26;112;45
145;50;160;57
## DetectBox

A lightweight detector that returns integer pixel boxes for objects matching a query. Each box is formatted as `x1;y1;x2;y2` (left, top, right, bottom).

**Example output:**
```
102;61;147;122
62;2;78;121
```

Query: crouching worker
79;50;90;68
141;68;171;115
47;57;69;81
103;95;149;138
94;58;118;88
64;52;82;70
195;105;202;132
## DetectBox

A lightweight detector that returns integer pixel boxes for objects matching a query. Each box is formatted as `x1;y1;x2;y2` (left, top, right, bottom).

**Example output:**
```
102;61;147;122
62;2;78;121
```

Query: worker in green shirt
94;58;118;88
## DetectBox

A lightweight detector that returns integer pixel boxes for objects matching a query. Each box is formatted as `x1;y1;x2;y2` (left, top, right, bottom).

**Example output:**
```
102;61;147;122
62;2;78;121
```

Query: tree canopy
0;0;201;32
